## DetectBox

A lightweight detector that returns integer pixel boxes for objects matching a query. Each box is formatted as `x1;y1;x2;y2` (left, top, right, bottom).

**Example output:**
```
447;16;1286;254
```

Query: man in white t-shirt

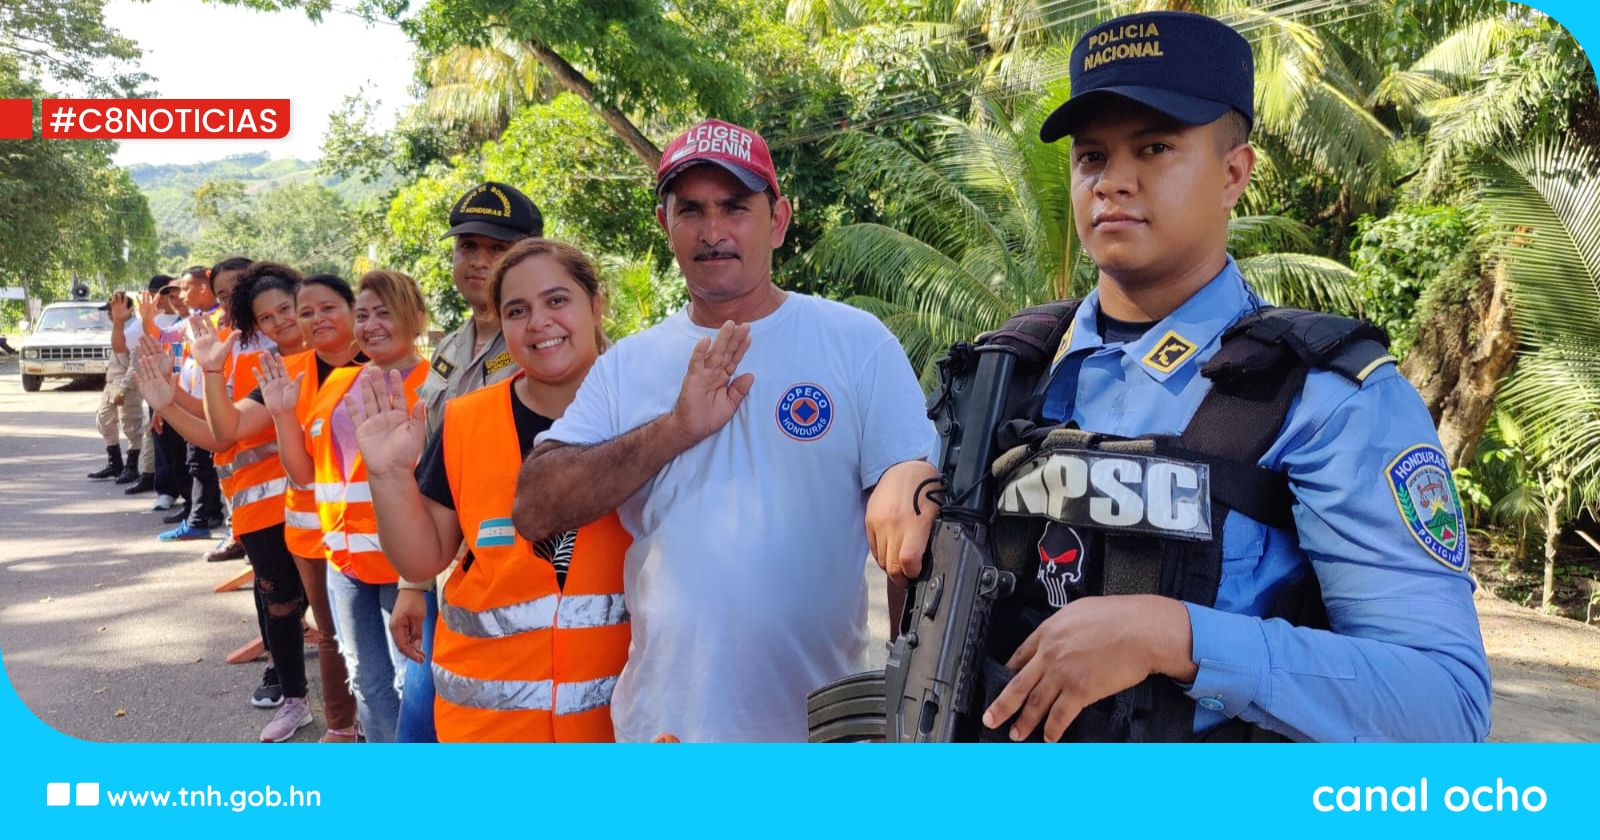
515;119;941;742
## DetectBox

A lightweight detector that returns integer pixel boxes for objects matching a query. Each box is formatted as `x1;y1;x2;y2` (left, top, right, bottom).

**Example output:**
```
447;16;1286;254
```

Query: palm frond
1236;252;1361;314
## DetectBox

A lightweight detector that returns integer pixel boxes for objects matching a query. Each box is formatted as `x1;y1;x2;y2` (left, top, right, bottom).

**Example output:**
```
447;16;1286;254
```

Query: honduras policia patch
1387;444;1468;572
1143;330;1198;373
776;382;833;441
430;354;456;381
1036;522;1086;608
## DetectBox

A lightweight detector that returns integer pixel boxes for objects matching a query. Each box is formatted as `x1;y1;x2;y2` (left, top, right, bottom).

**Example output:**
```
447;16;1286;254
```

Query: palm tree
1475;134;1600;608
800;89;1358;385
419;31;555;147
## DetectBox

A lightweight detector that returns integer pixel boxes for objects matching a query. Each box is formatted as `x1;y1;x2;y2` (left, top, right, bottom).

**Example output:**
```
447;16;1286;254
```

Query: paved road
0;358;321;742
2;356;1595;742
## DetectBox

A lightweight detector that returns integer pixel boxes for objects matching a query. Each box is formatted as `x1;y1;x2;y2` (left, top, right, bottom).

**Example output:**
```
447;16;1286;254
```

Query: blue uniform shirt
1038;257;1491;742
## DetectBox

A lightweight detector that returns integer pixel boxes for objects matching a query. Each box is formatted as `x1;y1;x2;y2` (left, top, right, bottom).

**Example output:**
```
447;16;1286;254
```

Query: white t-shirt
541;293;937;742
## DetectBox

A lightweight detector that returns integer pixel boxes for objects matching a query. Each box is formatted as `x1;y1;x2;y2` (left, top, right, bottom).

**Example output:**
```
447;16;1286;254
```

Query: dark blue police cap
1040;11;1254;143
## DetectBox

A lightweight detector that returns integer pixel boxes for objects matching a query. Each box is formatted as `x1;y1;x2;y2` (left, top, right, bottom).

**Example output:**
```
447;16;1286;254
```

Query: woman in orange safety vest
346;239;630;742
260;270;429;744
199;271;365;743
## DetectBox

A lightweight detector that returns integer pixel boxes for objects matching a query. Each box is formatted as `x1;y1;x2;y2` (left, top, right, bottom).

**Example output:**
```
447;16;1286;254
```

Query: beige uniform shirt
418;318;518;440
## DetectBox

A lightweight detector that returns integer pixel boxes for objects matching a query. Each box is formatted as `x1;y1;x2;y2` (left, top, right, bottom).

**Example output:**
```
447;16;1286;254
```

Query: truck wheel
22;373;42;392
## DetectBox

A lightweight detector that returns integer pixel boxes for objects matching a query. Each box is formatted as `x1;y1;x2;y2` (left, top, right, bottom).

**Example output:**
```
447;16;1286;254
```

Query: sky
101;0;418;167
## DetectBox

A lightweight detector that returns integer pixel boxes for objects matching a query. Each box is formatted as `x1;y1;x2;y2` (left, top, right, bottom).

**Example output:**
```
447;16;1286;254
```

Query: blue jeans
325;571;402;744
395;589;439;743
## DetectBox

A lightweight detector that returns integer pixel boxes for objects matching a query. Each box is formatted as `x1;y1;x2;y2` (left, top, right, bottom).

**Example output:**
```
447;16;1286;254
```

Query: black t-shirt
415;384;553;511
1095;310;1157;345
245;352;369;404
415;383;559;583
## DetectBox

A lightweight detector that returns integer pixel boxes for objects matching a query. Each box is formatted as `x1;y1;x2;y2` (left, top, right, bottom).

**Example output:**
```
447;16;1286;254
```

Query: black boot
88;446;123;480
115;450;141;484
124;473;155;494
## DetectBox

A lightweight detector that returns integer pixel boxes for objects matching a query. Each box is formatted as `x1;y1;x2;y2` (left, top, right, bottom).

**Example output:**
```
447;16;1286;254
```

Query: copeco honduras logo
1387;444;1468;572
776;382;833;442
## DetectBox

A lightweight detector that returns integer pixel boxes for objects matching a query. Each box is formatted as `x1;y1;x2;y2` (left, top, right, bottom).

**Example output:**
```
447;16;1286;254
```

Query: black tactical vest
974;299;1393;742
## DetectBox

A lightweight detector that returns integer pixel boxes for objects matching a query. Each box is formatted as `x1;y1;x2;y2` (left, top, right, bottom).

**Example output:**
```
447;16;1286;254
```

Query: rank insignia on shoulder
430;354;456;380
1387;444;1469;572
1143;330;1198;373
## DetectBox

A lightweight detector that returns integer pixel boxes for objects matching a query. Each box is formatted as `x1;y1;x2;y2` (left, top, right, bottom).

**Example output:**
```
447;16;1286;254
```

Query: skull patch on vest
1036;522;1086;608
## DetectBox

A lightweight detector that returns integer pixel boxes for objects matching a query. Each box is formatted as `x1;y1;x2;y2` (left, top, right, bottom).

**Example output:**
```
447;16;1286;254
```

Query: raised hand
108;292;132;324
668;321;754;444
188;313;235;374
138;290;159;325
133;340;178;412
344;367;427;479
257;350;305;417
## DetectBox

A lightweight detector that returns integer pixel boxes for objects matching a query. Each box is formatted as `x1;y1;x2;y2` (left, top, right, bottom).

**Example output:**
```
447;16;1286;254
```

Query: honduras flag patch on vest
1387;444;1468;572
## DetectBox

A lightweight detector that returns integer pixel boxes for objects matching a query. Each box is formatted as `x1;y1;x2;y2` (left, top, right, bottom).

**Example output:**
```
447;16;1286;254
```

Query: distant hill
128;153;397;251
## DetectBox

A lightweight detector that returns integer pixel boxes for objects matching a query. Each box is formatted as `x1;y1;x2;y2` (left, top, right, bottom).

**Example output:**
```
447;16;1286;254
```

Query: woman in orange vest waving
195;271;365;743
260;270;429;744
346;239;630;742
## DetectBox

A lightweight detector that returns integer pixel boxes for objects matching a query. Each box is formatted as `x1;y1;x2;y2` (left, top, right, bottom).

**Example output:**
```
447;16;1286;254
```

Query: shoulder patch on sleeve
430;353;456;381
1387;444;1469;572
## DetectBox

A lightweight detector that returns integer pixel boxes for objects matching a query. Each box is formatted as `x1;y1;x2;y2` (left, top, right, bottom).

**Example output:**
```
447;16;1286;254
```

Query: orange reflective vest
433;376;631;742
214;349;287;536
305;363;428;584
280;350;327;559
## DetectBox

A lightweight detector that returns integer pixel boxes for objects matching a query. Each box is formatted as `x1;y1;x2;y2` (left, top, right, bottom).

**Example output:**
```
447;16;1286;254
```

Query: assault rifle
807;337;1037;741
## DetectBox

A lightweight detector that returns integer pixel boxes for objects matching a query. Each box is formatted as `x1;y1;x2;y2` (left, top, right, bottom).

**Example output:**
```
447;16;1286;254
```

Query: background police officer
390;180;542;743
901;11;1491;743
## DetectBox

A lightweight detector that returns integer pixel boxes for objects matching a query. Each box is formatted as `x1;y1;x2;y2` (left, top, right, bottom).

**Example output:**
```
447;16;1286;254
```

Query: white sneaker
259;697;313;742
148;494;176;512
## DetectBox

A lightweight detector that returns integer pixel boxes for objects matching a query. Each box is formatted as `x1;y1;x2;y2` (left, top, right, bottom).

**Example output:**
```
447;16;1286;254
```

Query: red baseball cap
656;119;781;199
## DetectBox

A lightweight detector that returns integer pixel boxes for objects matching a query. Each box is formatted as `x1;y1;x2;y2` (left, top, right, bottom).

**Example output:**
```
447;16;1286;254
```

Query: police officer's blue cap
1040;11;1254;143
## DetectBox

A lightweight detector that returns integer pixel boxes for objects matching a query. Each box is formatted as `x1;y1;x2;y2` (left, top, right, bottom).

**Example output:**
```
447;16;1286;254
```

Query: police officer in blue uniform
961;11;1491;743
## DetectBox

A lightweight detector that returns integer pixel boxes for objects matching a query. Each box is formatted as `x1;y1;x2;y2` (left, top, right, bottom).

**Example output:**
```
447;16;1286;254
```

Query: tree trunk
1400;260;1518;468
521;38;662;173
1543;483;1566;613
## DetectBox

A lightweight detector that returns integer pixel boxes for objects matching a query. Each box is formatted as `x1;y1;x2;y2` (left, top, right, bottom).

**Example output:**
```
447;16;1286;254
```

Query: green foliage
193;181;359;276
599;252;687;340
1484;136;1600;508
1;58;157;299
1348;205;1477;355
0;0;149;95
484;94;661;259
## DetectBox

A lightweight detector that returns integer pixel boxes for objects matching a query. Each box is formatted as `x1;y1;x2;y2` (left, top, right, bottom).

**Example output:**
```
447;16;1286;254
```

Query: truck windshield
36;307;110;332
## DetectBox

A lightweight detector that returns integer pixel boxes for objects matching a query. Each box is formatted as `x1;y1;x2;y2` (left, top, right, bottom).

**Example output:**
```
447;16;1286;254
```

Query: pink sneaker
259;697;312;742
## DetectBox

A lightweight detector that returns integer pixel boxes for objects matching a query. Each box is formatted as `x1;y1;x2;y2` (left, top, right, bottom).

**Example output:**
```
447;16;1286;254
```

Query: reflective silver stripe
555;675;618;716
442;593;557;638
314;481;372;504
284;510;320;530
432;661;552;712
232;476;288;509
323;531;382;554
231;440;280;470
556;593;630;629
216;463;234;480
287;479;311;492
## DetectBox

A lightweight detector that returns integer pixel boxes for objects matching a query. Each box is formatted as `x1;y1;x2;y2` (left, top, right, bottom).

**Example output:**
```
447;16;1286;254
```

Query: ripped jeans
238;524;308;699
325;571;403;744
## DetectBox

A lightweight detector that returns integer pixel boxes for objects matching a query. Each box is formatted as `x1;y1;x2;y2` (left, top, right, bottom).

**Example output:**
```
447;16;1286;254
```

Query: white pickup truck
17;301;113;392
